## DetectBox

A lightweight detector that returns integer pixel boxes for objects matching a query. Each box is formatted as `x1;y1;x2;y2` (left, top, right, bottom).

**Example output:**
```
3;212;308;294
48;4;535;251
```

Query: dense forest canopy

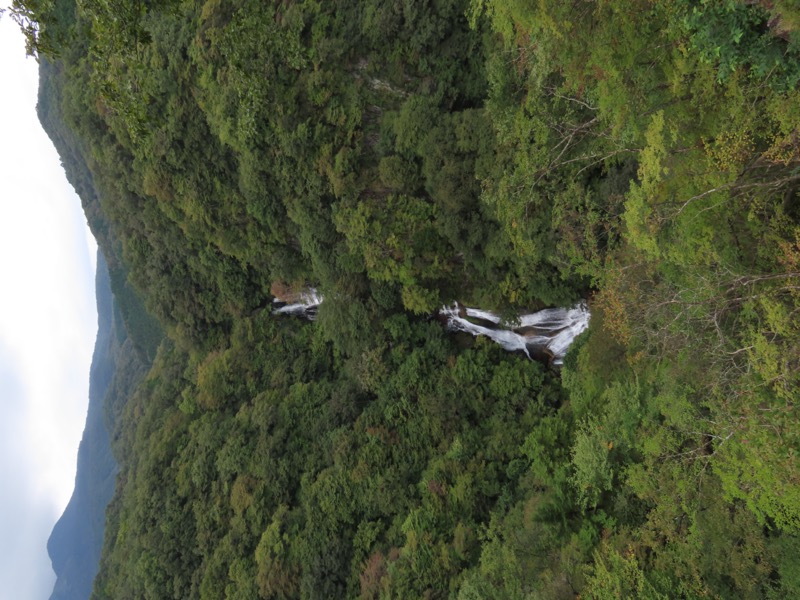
18;0;800;597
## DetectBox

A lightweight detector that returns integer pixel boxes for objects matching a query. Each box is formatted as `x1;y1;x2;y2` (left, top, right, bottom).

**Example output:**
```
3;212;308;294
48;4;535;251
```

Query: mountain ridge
47;250;149;600
47;251;116;600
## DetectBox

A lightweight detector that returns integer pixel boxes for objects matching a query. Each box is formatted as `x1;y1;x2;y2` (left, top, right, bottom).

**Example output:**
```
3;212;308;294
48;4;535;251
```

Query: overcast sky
1;7;98;599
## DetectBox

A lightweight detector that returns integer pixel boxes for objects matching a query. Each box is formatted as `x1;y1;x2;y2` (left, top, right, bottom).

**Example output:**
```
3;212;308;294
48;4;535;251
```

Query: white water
271;290;590;366
272;288;323;319
442;302;590;366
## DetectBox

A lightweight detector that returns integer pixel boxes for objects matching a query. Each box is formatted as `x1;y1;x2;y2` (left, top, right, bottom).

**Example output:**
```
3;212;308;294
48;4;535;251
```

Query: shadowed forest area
9;0;800;597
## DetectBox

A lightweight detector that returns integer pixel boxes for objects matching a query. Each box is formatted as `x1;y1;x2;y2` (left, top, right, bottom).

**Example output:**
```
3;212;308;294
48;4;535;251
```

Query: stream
273;290;590;367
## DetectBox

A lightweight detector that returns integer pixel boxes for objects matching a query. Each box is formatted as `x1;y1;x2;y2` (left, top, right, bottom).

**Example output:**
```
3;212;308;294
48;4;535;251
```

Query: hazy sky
0;7;98;599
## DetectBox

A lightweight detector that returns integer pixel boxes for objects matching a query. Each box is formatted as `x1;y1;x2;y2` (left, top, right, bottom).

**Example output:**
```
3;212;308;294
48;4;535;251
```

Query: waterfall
272;288;323;319
440;302;590;366
271;290;590;366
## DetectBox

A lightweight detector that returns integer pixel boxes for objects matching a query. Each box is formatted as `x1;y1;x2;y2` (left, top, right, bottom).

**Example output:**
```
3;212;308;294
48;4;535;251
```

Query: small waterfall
272;288;323;319
271;289;590;366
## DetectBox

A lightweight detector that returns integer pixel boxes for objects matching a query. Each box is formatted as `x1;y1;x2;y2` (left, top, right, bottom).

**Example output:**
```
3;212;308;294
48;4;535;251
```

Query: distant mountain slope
47;252;148;600
37;38;163;599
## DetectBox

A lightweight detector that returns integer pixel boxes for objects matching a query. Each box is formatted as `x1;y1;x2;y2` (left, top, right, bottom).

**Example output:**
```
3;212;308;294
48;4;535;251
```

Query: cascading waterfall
271;290;590;366
272;288;323;319
440;302;590;366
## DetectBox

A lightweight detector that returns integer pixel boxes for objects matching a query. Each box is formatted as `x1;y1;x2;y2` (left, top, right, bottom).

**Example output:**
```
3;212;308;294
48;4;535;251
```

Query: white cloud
0;350;58;599
0;8;97;599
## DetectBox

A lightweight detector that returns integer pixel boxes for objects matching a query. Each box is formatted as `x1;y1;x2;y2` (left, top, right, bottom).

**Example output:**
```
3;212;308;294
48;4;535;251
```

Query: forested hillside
13;0;800;596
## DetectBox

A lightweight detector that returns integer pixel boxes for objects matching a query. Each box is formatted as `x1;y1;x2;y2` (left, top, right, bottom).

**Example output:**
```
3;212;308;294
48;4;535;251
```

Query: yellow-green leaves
624;111;669;260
